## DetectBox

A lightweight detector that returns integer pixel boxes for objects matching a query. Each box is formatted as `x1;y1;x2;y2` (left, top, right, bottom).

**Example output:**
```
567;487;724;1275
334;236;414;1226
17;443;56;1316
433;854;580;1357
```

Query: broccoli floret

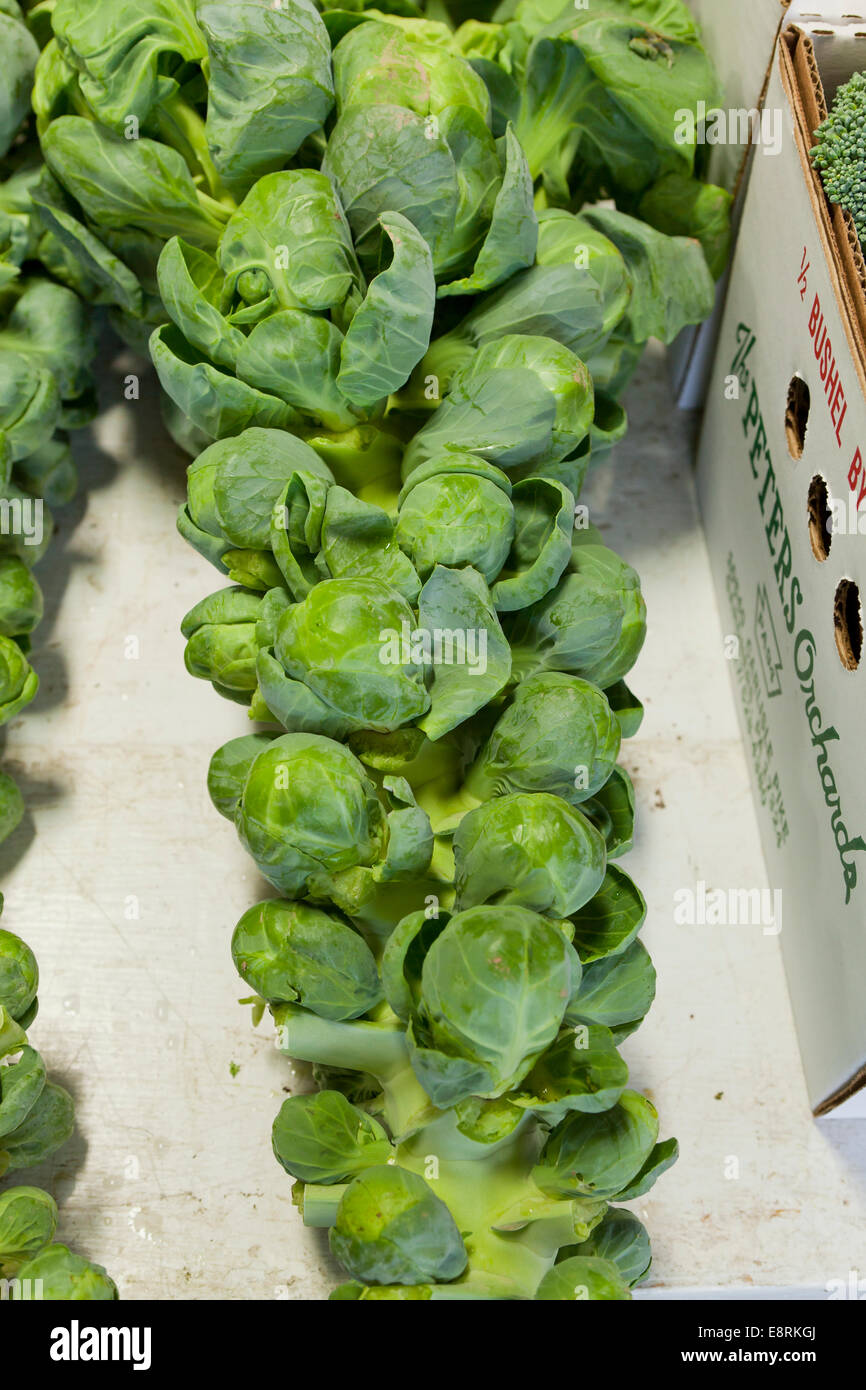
811;70;866;248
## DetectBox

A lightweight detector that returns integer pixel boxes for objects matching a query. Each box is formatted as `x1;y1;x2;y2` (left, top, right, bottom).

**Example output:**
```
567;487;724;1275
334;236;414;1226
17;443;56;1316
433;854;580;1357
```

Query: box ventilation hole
834;579;863;671
807;474;832;561
785;375;810;458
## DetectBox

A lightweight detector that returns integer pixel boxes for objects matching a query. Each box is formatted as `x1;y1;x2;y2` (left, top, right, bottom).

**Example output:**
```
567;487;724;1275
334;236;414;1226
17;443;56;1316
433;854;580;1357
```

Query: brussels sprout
334;19;488;118
0;5;39;161
453;792;607;918
396;463;515;584
535;1254;630;1301
232;898;382;1019
464;672;621;805
323;21;536;290
0;1045;47;1140
183;427;333;557
567;938;656;1034
0;554;43;638
0;477;54;568
0;927;39;1024
510;1024;628;1123
410;194;715;424
16;1242;118;1300
181;586;264;701
567;1207;652;1287
330;1164;468;1285
533;1091;661;1200
206;732;274;820
401;334;593;480
0;1185;57;1277
230;732;387;896
153;166;438;442
0;633;38;724
273;578;430;733
272;1091;393;1184
506;528;646;688
218;169;360;322
444;208;632;370
406;904;578;1104
13;433;78;508
0;1079;75;1174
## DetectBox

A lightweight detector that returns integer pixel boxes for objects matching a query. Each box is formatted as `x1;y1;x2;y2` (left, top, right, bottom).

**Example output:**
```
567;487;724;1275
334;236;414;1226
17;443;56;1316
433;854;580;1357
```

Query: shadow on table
0;321;187;882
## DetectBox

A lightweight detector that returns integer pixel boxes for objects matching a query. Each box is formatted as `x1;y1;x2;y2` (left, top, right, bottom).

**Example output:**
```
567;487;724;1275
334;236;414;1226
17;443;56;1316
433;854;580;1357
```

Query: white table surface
1;338;863;1300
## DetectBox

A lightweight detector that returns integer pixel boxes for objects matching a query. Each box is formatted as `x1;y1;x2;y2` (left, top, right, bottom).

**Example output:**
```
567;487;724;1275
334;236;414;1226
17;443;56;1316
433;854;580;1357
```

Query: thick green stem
154;93;233;208
300;1183;346;1227
272;1004;434;1141
305;427;404;515
328;870;454;947
380;1062;440;1141
414;781;481;834
460;1227;551;1298
424;1281;514;1300
428;834;456;888
272;1003;406;1079
514;43;595;184
461;756;499;804
390;330;475;414
393;1112;583;1296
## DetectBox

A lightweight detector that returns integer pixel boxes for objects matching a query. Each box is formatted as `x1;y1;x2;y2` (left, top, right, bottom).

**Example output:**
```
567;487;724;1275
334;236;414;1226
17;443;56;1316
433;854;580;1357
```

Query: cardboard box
696;26;866;1115
671;1;791;407
688;0;792;194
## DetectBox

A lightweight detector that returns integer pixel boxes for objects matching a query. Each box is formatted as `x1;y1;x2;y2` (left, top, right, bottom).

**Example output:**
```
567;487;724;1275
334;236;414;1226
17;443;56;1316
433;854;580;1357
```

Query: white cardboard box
696;26;866;1115
672;1;791;406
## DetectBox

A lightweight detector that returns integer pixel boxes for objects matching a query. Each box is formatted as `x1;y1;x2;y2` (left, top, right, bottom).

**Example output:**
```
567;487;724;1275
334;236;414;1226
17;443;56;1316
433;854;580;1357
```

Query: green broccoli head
812;71;866;248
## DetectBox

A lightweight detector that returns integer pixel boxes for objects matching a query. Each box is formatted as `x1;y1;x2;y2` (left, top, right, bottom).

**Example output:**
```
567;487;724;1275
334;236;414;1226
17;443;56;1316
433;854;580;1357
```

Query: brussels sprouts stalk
415;783;482;836
391;329;476;413
506;641;547;684
407;1281;507;1300
273;1003;437;1140
328;872;455;947
300;1114;595;1298
304;428;404;515
274;1003;406;1078
0;927;116;1294
513;48;594;188
152;94;233;209
382;1062;441;1142
460;1229;552;1299
298;1182;346;1228
156;2;703;1300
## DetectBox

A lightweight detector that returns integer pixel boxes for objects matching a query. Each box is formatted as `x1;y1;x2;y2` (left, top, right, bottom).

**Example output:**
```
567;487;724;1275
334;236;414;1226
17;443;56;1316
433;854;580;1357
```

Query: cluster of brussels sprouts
0;908;117;1298
0;0;98;844
0;0;115;1303
132;0;706;1303
181;430;675;1296
25;0;726;1299
167;240;677;1297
